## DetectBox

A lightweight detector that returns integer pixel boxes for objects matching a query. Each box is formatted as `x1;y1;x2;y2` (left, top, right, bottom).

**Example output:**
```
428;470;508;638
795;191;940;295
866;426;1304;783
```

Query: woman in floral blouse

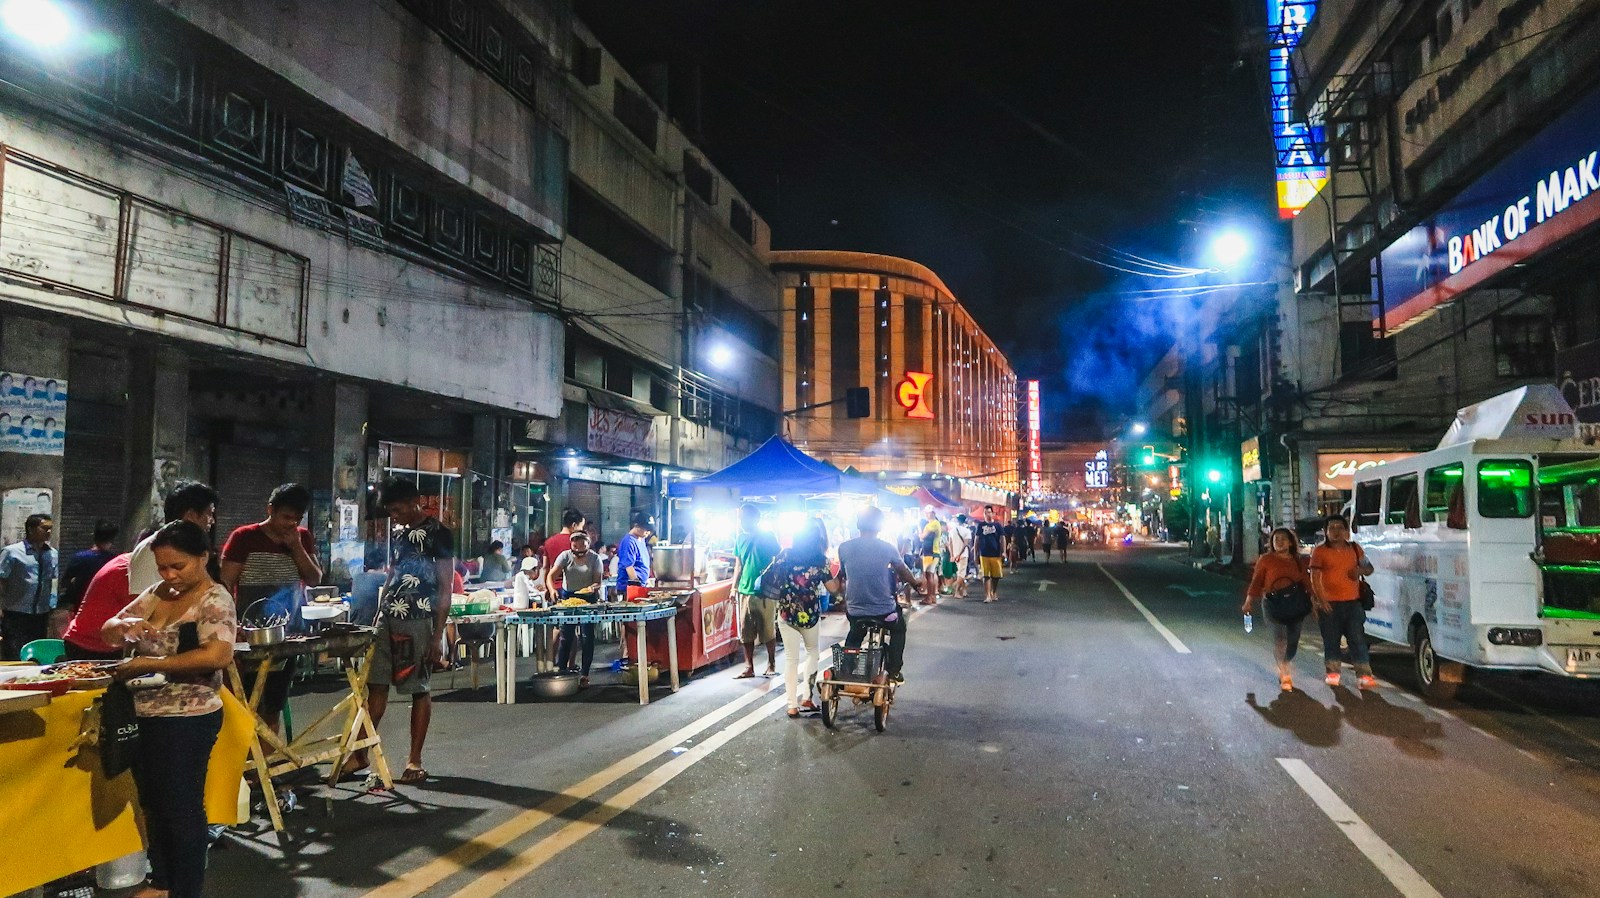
777;518;830;719
102;520;237;898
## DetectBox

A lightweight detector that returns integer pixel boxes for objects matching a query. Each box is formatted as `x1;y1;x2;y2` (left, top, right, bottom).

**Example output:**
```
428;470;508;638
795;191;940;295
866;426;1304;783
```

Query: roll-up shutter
564;480;600;537
599;483;631;546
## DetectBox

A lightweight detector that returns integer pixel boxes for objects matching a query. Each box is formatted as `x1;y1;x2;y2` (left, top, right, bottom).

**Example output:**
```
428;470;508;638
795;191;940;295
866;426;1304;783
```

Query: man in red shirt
1309;515;1376;689
221;483;323;733
541;508;586;591
61;554;131;661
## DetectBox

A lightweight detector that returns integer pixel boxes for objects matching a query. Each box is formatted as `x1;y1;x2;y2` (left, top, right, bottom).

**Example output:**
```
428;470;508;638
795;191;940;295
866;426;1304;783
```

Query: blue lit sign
1379;83;1600;331
1268;1;1327;219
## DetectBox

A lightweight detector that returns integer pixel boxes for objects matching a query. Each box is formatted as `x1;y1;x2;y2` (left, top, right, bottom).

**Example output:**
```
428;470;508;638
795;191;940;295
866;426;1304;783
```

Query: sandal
396;766;428;786
1279;676;1294;692
734;669;757;679
786;708;801;719
336;757;369;782
762;667;777;678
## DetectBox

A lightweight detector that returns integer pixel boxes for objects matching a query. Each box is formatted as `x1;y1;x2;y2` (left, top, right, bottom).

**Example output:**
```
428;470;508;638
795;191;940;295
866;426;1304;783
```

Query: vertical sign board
1268;1;1327;218
1026;380;1041;495
1558;339;1600;444
1380;84;1600;331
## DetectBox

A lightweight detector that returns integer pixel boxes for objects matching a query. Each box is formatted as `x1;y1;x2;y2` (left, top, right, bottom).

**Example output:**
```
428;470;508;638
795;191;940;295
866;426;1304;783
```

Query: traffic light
1206;467;1223;483
844;386;871;418
1140;445;1156;467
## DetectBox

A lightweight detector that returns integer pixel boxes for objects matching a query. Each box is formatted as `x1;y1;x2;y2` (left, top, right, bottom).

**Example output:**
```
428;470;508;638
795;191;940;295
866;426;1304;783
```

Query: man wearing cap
615;512;654;593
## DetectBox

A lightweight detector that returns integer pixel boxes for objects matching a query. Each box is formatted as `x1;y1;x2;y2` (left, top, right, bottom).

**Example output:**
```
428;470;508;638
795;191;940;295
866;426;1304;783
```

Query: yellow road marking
448;696;788;898
359;680;780;898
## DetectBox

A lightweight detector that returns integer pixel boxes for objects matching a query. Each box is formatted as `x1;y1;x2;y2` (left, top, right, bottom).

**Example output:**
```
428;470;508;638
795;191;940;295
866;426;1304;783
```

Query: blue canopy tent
668;436;879;499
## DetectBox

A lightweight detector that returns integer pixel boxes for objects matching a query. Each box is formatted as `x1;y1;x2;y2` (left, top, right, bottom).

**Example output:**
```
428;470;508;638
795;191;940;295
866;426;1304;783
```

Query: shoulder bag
1354;544;1376;611
1263;580;1312;624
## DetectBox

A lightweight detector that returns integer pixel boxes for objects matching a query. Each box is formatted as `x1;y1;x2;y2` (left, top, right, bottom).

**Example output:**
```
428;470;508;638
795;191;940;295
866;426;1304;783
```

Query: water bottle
1243;613;1254;634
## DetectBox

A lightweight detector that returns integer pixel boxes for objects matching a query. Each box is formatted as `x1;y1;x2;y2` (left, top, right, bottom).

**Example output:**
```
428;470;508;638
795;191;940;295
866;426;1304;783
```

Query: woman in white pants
775;519;830;718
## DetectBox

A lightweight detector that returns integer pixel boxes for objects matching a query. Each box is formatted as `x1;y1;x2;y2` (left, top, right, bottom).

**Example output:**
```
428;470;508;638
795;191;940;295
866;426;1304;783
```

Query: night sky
576;0;1279;438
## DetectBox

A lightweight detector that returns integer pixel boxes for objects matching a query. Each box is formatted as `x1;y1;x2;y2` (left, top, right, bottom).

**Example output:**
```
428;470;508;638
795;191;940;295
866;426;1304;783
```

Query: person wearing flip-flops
730;503;780;679
343;480;454;787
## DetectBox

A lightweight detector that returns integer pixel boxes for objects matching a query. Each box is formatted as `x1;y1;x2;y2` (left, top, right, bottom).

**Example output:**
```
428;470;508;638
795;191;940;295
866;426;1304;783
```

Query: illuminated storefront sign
1380;83;1600;331
1315;452;1415;492
897;371;935;419
1026;380;1041;494
1085;449;1110;490
1240;436;1262;483
1268;1;1327;219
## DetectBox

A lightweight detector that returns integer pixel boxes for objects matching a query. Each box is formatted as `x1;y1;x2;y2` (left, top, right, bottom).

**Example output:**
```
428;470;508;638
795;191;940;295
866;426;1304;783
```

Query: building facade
0;0;780;581
1265;0;1600;536
767;251;1019;499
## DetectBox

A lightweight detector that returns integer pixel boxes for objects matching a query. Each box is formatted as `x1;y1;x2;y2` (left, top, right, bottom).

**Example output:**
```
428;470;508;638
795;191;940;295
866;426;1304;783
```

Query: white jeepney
1350;385;1600;699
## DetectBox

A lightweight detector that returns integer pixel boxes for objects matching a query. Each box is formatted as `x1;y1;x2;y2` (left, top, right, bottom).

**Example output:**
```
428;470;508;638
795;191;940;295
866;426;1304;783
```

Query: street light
707;342;736;371
1130;422;1147;435
2;0;72;48
1208;231;1251;270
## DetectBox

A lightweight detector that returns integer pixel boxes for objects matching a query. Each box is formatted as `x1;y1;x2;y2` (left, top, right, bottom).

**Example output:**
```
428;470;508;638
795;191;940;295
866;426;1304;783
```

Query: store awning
668;435;879;499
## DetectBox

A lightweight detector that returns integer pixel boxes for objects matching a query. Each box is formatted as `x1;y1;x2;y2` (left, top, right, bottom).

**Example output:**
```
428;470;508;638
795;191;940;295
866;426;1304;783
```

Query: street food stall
0;668;252;896
642;436;890;675
230;623;388;832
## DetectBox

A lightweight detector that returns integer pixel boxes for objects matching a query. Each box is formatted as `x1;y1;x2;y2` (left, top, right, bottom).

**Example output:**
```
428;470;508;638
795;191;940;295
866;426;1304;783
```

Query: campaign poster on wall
0;371;67;456
2;488;54;544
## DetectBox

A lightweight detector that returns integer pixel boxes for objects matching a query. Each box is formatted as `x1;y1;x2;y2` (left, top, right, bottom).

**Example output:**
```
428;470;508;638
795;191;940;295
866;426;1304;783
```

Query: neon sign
897;372;934;419
1268;1;1326;219
1026;380;1041;494
1085;449;1110;490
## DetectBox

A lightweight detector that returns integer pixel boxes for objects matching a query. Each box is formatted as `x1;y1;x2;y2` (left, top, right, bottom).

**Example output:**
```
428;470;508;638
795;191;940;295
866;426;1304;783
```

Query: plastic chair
20;639;65;664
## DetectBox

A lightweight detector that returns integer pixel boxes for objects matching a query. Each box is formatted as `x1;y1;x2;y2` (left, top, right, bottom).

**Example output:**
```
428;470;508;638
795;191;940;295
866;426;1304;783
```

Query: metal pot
528;672;580;698
242;624;286;647
652;545;695;582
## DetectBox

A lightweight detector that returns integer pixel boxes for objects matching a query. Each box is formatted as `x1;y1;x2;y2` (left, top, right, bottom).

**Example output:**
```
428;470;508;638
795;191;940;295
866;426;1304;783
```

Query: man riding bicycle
831;506;923;684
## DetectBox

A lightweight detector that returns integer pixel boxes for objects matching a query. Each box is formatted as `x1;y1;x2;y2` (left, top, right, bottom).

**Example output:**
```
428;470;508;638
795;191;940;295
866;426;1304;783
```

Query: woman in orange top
1242;528;1310;691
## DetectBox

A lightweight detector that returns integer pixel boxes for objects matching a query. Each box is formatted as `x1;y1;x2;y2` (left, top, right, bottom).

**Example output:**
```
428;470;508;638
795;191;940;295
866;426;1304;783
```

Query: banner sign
1241;437;1263;483
586;406;656;462
0;371;66;456
1380;83;1600;331
1558;338;1600;444
1268;1;1327;218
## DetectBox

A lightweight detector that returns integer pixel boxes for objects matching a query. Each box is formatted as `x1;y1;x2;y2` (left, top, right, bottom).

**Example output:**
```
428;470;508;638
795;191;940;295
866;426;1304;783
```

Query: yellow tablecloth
0;688;253;895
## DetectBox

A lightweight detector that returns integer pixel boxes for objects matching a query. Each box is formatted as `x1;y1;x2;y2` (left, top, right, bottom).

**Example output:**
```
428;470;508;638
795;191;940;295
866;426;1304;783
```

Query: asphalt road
206;547;1600;898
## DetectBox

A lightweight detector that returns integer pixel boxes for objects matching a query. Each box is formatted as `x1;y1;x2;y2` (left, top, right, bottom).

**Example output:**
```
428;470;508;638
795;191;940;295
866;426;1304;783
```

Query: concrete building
524;20;782;544
767;251;1018;504
1266;0;1600;531
0;0;779;581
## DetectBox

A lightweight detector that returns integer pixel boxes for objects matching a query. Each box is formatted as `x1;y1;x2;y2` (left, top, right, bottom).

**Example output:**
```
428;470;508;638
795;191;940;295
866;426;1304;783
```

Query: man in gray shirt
833;506;923;683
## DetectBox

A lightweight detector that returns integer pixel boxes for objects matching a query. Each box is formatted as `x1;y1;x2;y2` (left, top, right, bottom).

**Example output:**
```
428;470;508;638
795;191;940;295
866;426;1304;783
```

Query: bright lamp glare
1210;232;1251;269
707;343;735;370
3;0;72;48
1130;422;1147;435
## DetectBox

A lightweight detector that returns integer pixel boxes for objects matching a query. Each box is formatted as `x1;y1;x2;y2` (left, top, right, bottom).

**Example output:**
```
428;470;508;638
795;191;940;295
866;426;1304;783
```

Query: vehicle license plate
1565;647;1600;671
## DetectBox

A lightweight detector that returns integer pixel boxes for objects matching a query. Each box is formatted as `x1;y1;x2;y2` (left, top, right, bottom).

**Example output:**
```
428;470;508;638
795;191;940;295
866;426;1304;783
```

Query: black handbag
99;681;141;778
1264;581;1312;624
1354;544;1376;610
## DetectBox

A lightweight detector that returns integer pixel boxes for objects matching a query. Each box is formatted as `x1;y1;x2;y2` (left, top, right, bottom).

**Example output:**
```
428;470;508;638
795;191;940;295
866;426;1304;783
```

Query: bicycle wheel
821;692;840;729
873;702;888;732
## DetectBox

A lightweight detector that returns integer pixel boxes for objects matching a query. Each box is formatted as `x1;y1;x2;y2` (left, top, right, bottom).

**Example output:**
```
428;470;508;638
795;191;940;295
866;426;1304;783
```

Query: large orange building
767;251;1020;496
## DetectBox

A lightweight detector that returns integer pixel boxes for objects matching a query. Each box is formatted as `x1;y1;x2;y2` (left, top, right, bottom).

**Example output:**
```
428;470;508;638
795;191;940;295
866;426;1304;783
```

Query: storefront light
627;463;648;473
2;0;72;48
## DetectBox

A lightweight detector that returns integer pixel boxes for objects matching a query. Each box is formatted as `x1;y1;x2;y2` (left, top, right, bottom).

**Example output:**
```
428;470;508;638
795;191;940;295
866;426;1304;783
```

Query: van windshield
1536;454;1600;618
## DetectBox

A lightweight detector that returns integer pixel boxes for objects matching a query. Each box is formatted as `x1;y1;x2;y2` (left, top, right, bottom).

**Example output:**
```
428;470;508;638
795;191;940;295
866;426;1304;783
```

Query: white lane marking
1277;759;1445;898
1096;563;1191;654
1037;579;1056;592
448;696;789;898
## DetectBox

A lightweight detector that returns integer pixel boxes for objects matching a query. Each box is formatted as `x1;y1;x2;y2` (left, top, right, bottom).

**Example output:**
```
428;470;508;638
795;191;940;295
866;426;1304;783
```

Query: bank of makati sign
1380;84;1600;331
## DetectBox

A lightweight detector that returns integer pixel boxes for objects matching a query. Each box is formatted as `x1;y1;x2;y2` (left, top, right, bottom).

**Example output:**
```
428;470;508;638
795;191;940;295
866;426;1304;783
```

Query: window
684;152;716;205
795;286;814;409
729;198;754;245
1386;472;1421;527
1353;480;1383;529
831;289;859;417
875;288;892;419
904;296;924;371
603;357;633;397
1493;315;1553;377
1424;464;1467;528
612;81;658;151
1478;459;1533;518
567;178;672;293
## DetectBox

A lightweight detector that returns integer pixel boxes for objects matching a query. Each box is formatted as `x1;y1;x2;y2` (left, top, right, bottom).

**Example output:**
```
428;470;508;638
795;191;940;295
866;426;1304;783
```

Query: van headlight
1487;627;1542;647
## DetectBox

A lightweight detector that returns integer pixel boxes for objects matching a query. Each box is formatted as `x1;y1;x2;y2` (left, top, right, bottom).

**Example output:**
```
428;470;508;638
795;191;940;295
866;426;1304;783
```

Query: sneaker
889;672;905;685
1357;675;1378;690
1324;672;1341;686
